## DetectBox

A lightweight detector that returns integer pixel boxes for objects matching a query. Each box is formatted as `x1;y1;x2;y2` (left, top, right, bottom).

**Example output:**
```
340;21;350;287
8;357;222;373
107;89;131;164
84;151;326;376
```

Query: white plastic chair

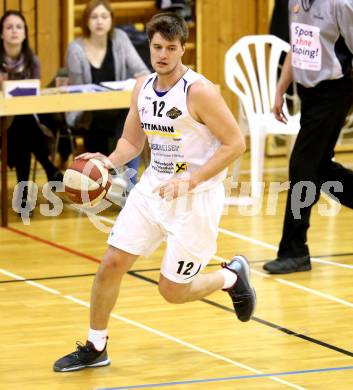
225;34;300;199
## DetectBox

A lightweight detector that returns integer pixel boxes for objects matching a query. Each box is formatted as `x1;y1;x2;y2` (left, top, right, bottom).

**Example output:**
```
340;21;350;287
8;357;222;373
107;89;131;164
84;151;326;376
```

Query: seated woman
0;10;62;209
66;0;150;185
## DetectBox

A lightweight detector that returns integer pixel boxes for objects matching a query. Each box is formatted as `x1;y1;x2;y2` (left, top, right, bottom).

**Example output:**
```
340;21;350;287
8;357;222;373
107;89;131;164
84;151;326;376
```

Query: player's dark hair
0;10;36;78
146;12;188;45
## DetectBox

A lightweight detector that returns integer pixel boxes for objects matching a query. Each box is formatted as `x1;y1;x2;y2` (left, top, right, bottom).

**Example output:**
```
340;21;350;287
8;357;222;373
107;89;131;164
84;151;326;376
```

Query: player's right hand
75;152;114;169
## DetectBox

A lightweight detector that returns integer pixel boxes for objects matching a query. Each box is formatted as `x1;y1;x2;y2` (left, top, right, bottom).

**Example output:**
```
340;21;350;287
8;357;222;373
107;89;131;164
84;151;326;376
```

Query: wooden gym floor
1;152;353;390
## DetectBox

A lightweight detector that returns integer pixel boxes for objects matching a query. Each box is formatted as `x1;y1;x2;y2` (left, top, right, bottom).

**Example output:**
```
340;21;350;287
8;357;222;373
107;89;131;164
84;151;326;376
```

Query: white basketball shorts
107;183;225;283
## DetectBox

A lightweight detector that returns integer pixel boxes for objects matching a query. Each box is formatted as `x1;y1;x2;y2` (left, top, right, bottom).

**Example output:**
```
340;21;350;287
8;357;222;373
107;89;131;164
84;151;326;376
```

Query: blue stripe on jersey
153;88;169;97
143;77;154;90
183;78;188;92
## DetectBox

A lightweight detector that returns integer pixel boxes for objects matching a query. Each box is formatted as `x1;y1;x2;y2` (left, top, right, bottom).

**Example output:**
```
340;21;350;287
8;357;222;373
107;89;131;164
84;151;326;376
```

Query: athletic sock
217;268;238;289
88;328;108;351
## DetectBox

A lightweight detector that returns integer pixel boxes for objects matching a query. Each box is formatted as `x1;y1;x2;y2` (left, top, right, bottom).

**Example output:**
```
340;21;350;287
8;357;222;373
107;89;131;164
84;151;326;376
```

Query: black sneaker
53;341;110;372
222;255;256;322
263;256;311;274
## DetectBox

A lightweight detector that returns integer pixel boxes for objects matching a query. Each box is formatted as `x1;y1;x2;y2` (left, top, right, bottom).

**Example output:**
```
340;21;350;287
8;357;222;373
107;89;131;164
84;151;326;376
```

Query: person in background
156;0;193;22
269;0;299;113
53;13;256;372
269;0;289;44
263;0;353;274
65;0;150;186
0;10;63;211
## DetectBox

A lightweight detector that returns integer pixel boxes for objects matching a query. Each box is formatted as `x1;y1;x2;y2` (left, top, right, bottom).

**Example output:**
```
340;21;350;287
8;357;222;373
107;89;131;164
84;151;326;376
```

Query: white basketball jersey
137;68;227;194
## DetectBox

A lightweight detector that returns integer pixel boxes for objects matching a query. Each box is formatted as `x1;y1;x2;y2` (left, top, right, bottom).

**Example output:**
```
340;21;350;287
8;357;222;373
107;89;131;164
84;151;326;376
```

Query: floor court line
4;226;353;379
6;215;353;308
130;271;353;358
0;266;303;390
7;221;353;307
212;255;353;308
64;297;305;390
1;259;350;359
96;365;353;389
2;258;352;358
0;267;60;295
275;279;353;308
0;272;96;284
3;218;353;359
0;235;352;362
68;207;353;271
6;218;353;308
6;226;100;264
217;227;353;270
238;161;353;175
2;259;352;359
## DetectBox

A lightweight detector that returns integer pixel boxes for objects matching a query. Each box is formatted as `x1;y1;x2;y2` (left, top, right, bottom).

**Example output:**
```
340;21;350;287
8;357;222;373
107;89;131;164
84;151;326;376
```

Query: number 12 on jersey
153;101;165;117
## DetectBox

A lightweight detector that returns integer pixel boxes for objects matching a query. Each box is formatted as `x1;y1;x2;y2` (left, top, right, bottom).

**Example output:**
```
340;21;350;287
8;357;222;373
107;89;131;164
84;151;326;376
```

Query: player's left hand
153;178;197;200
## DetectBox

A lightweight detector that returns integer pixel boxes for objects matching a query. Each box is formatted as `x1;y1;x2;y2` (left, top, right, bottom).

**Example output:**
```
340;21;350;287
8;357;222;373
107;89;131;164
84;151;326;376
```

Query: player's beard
154;61;180;77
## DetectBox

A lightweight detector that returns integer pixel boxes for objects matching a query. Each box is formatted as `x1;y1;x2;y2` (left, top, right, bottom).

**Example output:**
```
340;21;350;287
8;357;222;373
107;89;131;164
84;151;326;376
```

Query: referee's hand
272;93;288;124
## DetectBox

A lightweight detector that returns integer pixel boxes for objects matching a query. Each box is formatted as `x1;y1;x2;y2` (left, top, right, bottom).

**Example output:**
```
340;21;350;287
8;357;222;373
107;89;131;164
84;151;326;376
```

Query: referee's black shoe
263;256;311;274
222;255;256;322
53;341;110;372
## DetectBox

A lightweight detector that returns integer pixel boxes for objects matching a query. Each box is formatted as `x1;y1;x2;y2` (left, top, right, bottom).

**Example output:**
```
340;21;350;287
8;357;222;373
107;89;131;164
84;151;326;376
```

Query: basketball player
54;13;256;372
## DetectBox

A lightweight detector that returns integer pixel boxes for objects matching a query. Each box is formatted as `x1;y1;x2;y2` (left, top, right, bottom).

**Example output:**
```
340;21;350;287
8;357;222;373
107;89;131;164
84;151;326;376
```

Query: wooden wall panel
5;0;20;10
257;0;270;34
21;0;36;51
269;0;275;17
1;0;61;85
0;1;271;104
62;0;75;64
36;0;61;85
197;0;260;115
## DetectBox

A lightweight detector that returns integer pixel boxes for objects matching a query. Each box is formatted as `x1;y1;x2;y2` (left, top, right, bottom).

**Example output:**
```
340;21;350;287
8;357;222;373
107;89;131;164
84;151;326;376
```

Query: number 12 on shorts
176;261;194;275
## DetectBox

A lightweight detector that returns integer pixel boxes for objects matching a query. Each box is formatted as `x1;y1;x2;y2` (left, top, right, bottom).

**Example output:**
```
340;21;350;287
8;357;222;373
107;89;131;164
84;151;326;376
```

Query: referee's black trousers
278;76;353;258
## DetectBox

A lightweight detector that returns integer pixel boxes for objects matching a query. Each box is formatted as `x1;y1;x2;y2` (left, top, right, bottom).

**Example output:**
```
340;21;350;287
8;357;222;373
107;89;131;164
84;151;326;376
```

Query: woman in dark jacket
0;10;62;208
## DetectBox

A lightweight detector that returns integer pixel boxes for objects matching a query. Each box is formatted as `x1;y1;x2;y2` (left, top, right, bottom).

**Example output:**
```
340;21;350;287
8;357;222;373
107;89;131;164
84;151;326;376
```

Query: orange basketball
63;158;112;207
